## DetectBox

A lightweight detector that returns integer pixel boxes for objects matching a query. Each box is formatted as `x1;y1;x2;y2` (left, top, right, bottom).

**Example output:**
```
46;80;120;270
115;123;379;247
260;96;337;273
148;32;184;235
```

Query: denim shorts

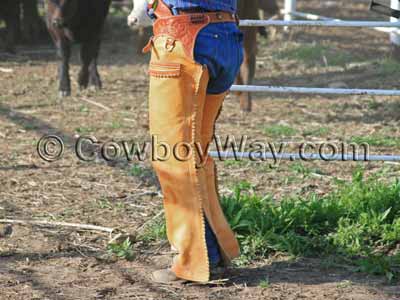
194;21;244;94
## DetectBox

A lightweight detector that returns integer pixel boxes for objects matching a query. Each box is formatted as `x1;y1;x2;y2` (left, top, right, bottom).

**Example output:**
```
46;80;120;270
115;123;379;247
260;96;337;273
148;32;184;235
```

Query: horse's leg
239;28;257;112
57;38;71;97
88;39;102;90
78;41;91;90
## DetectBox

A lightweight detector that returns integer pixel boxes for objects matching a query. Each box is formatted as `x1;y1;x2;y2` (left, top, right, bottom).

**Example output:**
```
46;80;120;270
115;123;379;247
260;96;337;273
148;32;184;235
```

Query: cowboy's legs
148;38;211;282
147;2;243;283
196;21;244;267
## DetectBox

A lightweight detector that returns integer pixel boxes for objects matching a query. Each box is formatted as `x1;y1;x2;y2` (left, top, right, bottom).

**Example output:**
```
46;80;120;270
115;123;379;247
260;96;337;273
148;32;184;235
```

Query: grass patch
367;100;380;110
264;125;297;138
127;164;152;178
277;44;355;67
289;162;324;177
79;105;89;113
133;169;400;281
138;216;167;243
280;175;300;185
349;135;400;147
75;126;94;135
221;168;400;281
377;58;400;76
110;120;123;129
224;160;249;168
259;278;270;289
96;198;113;210
302;127;330;137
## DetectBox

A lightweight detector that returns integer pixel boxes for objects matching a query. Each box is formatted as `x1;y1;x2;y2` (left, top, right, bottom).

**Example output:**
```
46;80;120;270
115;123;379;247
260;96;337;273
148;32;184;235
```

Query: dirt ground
0;1;400;299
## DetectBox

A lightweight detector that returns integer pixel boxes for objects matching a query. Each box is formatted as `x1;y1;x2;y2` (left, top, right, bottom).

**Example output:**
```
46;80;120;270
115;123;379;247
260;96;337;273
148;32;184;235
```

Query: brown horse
236;0;279;112
46;0;111;97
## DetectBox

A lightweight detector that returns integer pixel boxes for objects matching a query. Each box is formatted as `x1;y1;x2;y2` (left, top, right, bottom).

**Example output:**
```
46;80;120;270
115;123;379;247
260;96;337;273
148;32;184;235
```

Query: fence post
284;0;297;21
284;0;297;30
391;0;400;57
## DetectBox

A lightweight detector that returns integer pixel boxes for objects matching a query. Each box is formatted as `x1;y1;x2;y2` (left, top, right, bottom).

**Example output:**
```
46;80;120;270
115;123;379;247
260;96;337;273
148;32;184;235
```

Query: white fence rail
239;20;400;27
208;151;400;162
230;85;400;96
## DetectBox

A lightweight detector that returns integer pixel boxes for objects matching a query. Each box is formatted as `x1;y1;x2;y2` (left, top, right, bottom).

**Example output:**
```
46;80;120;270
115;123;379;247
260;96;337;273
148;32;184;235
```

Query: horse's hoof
89;84;102;91
78;77;89;90
59;90;71;98
89;76;102;91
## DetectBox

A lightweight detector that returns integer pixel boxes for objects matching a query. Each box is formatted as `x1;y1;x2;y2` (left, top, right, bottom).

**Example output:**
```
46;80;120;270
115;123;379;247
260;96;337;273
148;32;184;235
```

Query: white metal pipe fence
230;2;400;162
208;151;400;162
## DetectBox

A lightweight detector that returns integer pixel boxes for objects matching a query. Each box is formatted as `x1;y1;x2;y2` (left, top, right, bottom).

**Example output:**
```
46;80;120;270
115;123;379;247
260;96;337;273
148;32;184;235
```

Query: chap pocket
148;62;182;78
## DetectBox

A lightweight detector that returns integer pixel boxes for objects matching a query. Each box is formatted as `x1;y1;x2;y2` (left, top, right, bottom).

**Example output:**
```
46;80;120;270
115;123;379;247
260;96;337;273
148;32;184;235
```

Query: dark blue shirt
163;0;237;13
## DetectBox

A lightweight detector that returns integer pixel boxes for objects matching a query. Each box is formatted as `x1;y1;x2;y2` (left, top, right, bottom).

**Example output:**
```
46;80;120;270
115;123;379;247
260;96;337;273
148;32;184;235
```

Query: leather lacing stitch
148;73;180;78
190;86;211;281
209;102;232;263
148;62;181;78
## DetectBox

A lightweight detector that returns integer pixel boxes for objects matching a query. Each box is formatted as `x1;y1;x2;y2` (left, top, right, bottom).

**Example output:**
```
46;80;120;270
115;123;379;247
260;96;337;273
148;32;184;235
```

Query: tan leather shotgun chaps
147;19;240;282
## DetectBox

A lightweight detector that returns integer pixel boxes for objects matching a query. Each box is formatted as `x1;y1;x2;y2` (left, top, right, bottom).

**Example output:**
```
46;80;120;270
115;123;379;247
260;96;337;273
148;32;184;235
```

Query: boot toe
151;269;180;284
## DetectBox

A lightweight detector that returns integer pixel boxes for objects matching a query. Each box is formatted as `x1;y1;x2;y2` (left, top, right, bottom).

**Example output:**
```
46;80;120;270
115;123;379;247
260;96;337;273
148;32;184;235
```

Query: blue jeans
194;21;244;94
194;22;243;265
204;216;221;266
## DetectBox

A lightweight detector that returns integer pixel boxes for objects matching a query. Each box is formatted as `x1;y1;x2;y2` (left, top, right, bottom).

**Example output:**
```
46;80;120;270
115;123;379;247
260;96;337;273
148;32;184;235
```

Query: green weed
79;105;89;113
107;238;135;261
97;198;113;210
377;58;400;76
75;126;94;135
303;127;330;137
289;162;324;177
264;125;297;138
259;278;270;289
367;100;380;110
127;164;152;178
139;216;167;243
24;123;39;130
224;160;249;168
350;135;400;147
110;121;123;129
277;44;355;67
283;176;298;185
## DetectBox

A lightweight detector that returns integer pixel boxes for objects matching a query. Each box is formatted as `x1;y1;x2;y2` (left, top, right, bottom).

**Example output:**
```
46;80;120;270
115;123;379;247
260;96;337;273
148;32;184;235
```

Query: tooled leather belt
143;0;240;58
